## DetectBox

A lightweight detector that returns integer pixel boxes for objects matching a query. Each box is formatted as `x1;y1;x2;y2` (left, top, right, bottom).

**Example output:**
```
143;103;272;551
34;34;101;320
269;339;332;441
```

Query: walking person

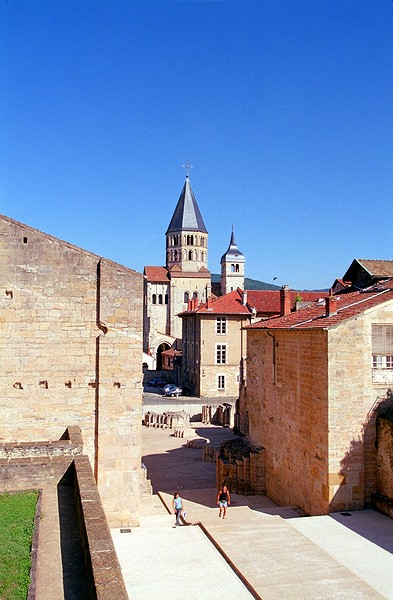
217;484;230;519
172;492;183;527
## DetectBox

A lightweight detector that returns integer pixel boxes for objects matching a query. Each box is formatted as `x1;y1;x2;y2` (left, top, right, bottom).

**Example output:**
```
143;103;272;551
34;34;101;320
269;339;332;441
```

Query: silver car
163;384;182;397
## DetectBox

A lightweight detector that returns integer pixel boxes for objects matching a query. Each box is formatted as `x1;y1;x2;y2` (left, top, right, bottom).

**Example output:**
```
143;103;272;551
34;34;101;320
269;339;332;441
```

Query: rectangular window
216;317;227;335
216;344;227;364
218;375;225;390
372;325;393;382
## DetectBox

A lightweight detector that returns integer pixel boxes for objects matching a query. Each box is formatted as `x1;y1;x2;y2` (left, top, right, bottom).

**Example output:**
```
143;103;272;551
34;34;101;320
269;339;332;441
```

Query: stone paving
112;424;393;600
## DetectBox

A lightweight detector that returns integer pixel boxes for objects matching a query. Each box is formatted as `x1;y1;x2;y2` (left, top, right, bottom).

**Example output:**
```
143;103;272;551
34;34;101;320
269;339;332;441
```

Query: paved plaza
112;424;393;600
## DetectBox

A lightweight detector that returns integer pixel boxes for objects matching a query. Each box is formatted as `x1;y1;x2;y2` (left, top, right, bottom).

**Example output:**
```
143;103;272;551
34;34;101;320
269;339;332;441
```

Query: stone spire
220;226;245;295
166;176;208;273
166;176;208;235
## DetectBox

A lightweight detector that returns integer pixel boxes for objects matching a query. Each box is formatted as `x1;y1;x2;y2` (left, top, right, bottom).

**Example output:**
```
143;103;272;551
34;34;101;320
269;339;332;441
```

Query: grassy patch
0;491;38;600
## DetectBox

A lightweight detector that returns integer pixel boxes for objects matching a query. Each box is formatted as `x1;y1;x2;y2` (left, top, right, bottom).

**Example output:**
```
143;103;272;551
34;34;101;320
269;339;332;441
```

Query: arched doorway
156;342;170;371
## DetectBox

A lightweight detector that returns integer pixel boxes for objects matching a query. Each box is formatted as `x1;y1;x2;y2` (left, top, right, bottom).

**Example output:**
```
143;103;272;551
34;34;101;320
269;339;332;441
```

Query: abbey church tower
166;175;209;273
220;227;245;295
143;174;211;368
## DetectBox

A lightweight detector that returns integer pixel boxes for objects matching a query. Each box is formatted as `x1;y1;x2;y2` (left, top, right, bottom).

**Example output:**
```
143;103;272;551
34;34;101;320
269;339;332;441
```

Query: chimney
326;295;337;317
242;290;248;306
207;296;212;310
280;285;291;316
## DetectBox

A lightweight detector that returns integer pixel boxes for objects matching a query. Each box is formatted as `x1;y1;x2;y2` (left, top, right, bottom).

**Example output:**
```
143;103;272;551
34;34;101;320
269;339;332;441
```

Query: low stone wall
216;438;266;495
0;426;83;492
144;410;190;429
72;456;128;599
202;403;233;427
0;426;128;598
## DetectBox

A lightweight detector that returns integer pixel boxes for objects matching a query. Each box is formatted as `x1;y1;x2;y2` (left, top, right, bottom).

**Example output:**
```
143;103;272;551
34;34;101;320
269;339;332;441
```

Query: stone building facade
0;214;143;527
238;283;393;515
180;290;250;398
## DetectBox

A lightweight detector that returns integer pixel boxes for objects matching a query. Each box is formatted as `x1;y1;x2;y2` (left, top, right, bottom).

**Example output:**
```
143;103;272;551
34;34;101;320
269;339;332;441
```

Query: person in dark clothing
217;484;231;519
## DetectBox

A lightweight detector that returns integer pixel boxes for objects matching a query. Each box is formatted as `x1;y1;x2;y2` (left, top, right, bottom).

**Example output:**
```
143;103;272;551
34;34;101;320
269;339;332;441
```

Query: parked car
163;384;182;397
148;377;167;388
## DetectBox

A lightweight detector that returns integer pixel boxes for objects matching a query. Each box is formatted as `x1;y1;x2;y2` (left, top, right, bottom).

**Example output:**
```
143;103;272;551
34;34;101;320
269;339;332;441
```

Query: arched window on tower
165;294;168;304
158;294;163;304
184;292;189;304
152;294;157;304
200;237;204;247
231;264;235;272
235;264;240;272
188;250;193;260
193;291;198;300
187;234;194;245
174;249;178;261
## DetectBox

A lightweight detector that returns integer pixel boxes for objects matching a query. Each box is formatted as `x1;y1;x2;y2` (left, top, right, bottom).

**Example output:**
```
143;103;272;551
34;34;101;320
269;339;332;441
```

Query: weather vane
182;160;193;176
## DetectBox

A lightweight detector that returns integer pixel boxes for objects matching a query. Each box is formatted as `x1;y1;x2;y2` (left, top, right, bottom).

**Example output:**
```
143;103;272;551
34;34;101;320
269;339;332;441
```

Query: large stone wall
239;300;393;515
0;215;143;526
242;329;330;515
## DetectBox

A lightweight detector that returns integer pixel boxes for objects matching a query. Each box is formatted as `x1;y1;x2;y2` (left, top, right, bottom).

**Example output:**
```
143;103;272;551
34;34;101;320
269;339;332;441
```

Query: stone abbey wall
240;302;393;515
0;215;143;526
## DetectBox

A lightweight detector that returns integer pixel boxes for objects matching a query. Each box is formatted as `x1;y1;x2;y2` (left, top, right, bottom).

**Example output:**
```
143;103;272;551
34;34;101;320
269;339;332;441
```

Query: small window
216;344;227;365
218;375;225;390
184;292;189;304
235;264;239;272
158;294;163;304
152;294;157;304
188;250;193;260
165;294;168;304
216;317;227;335
231;264;235;272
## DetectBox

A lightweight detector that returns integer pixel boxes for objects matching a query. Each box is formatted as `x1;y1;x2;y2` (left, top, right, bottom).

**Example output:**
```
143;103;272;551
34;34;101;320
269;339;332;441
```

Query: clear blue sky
1;0;392;290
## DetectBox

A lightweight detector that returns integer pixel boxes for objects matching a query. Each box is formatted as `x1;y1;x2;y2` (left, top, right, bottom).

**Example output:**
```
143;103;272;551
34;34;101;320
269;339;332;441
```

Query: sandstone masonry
0;215;143;527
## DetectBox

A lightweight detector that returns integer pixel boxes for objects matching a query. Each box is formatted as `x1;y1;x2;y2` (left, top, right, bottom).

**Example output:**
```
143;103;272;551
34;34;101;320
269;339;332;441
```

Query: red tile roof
246;290;326;314
144;266;169;282
247;285;393;330
180;288;251;316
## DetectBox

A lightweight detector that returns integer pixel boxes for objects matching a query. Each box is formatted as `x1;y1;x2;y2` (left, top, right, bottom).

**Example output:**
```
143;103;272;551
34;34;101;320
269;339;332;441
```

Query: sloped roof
356;260;393;277
247;283;393;331
166;176;208;234
180;288;250;316
246;290;326;314
342;259;393;283
144;266;169;282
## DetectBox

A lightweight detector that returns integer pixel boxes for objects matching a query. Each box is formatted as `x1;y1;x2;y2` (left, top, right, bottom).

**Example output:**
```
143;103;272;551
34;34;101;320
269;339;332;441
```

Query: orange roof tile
181;288;251;316
247;285;393;331
246;290;326;314
144;266;169;282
